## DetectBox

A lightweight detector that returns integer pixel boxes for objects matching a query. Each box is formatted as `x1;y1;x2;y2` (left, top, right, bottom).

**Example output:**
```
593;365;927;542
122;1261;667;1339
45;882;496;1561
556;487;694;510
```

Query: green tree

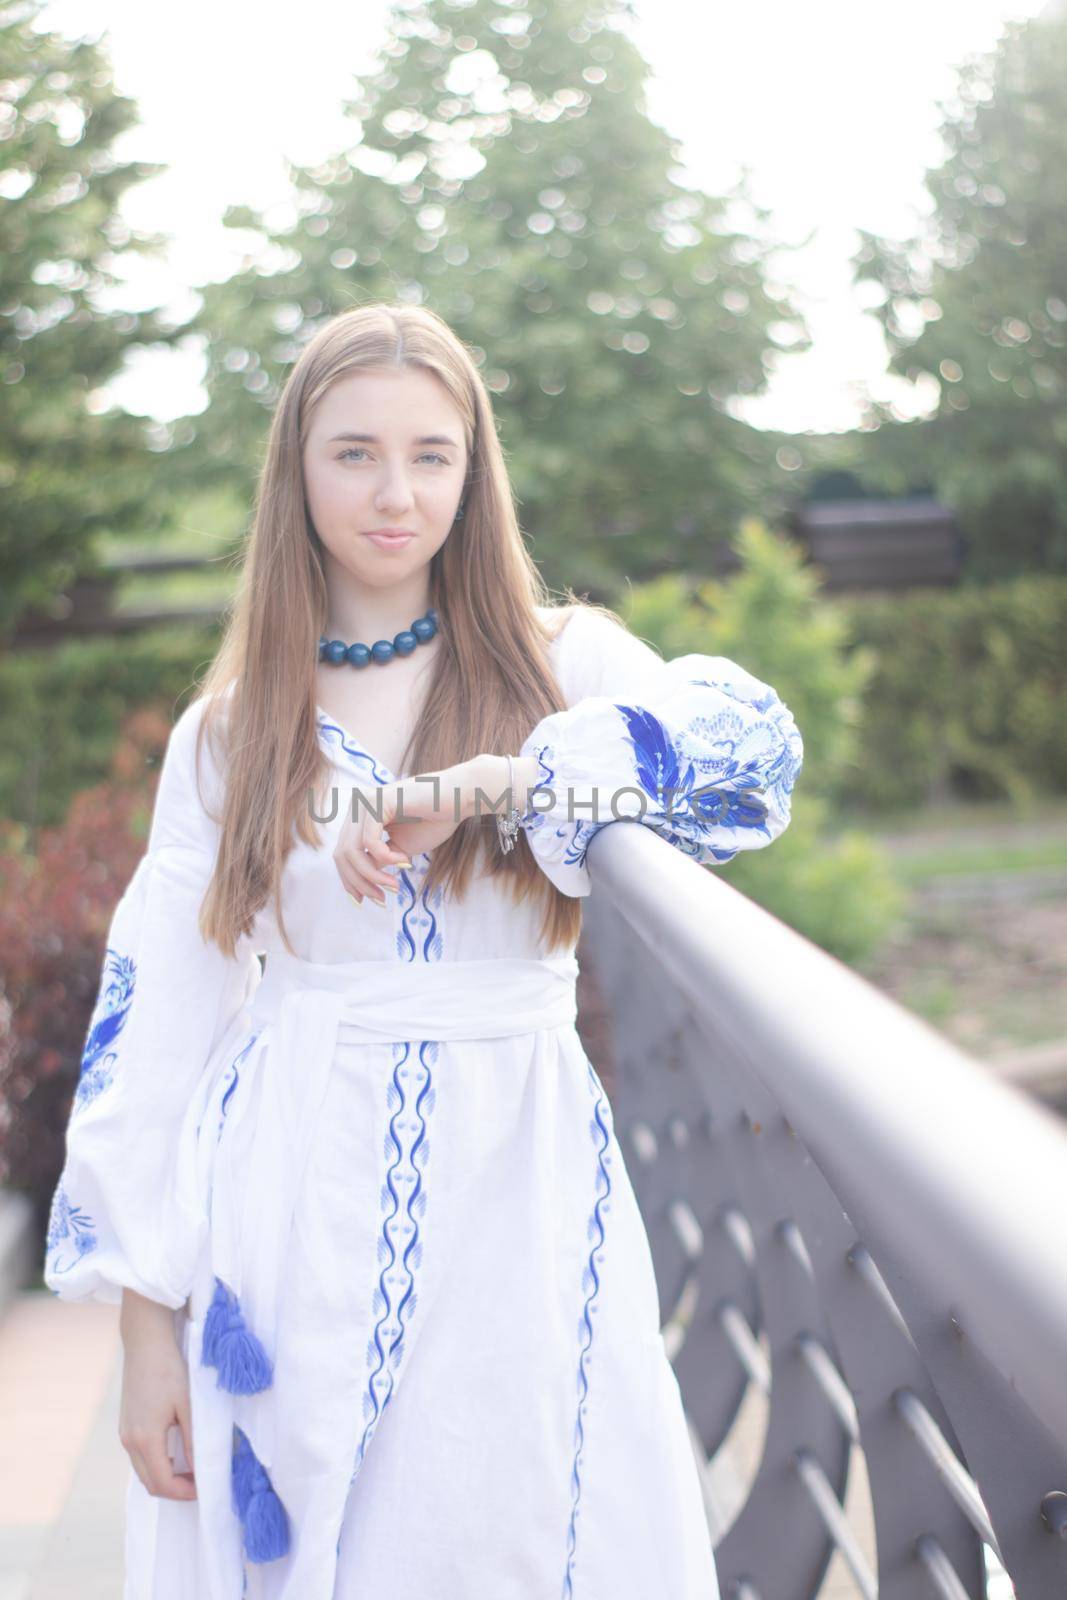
170;0;808;594
852;13;1067;580
0;2;184;638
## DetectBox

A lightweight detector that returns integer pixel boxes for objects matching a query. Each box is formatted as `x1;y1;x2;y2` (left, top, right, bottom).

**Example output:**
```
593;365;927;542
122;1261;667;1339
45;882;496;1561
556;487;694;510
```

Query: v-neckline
315;704;398;781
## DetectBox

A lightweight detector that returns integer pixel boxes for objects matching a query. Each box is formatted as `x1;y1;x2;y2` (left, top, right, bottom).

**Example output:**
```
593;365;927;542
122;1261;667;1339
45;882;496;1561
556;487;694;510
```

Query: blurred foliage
0;1;192;640
156;0;810;596
0;708;167;1231
836;573;1067;812
0;626;218;830
618;521;906;963
723;798;906;967
851;12;1067;580
621;519;875;800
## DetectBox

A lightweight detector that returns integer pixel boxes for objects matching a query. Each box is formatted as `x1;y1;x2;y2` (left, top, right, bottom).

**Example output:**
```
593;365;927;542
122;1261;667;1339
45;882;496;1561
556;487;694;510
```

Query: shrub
0;623;218;828
621;519;906;961
838;574;1067;811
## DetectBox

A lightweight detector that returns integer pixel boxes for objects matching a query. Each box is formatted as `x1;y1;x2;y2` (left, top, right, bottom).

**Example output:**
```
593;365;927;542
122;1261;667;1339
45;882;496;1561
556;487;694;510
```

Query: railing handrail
585;818;1067;1445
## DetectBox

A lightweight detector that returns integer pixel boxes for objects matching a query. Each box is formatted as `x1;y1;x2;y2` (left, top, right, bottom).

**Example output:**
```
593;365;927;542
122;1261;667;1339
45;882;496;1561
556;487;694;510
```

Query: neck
324;573;433;644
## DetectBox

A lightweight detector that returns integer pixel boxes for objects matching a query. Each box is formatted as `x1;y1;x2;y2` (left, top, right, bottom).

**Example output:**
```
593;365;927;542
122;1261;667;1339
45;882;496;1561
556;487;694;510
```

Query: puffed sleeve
518;606;804;897
43;694;262;1309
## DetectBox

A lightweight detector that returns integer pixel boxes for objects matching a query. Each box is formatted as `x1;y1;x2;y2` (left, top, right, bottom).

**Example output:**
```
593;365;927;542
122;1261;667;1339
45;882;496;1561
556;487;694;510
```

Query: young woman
44;302;803;1599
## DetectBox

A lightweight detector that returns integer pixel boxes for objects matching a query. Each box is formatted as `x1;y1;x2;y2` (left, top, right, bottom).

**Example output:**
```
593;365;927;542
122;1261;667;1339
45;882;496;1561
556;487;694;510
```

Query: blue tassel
231;1425;256;1519
232;1426;290;1562
200;1277;229;1368
201;1276;273;1396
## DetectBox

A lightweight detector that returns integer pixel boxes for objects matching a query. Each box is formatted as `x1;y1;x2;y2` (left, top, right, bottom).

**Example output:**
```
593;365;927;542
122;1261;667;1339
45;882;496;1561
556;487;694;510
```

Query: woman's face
302;365;469;589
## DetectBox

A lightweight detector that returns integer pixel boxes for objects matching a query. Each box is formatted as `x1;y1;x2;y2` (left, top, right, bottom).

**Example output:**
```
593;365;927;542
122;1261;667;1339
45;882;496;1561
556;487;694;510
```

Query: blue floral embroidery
45;1181;99;1276
684;681;804;807
562;1061;613;1597
317;713;445;964
317;717;393;788
529;742;557;810
320;708;445;1562
217;1032;260;1142
73;949;136;1111
522;741;594;866
396;867;444;964
565;824;600;869
190;1030;261;1148
687;674;776;713
350;1039;437;1482
616;701;771;837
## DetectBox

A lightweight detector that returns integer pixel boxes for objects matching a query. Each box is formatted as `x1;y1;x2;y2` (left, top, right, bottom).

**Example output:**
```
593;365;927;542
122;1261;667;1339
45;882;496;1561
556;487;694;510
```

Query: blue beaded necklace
318;607;438;668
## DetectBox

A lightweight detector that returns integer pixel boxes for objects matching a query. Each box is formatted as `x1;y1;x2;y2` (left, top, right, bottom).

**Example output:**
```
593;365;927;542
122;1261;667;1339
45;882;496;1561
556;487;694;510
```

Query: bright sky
42;0;1051;434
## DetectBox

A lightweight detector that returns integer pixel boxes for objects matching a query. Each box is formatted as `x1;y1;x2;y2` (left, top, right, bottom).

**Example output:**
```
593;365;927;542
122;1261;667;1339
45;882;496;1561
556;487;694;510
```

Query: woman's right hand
118;1290;197;1501
334;755;543;902
333;762;477;903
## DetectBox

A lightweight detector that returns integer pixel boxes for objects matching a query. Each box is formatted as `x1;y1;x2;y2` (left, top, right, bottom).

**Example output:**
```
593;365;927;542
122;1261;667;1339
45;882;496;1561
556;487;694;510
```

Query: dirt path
856;887;1067;1061
853;801;1067;1087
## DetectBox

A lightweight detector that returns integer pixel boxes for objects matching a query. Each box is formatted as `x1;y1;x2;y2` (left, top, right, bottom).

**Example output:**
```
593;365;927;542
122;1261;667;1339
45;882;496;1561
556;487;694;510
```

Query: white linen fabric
44;604;804;1599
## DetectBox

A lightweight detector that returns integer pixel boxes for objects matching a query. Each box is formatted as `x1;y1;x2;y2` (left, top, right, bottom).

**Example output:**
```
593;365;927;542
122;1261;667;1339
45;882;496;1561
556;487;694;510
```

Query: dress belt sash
201;952;579;1466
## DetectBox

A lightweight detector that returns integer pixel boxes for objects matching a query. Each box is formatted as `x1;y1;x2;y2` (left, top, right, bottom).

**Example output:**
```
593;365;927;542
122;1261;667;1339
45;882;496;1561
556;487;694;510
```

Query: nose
374;463;415;515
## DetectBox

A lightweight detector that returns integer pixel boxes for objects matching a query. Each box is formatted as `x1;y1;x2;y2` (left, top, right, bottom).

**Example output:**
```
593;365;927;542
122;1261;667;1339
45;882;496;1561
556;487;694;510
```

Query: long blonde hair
192;301;596;957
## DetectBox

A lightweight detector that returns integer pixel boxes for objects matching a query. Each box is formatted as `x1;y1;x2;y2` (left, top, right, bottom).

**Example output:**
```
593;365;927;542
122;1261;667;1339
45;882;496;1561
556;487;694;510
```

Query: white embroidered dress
43;605;804;1600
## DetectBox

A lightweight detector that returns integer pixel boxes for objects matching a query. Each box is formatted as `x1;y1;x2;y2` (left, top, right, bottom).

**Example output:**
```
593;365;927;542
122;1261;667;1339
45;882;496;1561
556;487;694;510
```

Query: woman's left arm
486;606;805;898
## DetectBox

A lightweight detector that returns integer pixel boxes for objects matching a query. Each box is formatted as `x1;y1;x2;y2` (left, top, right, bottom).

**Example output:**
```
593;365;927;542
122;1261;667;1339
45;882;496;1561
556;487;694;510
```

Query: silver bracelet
495;753;523;855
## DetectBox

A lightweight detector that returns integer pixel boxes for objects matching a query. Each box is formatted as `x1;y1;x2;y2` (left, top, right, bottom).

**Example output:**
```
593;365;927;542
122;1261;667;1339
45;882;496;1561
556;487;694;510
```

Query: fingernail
395;858;413;869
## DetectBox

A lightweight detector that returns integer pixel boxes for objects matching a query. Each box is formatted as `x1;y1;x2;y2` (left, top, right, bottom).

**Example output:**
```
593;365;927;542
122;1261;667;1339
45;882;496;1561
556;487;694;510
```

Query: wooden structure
784;496;966;594
10;552;225;646
9;492;968;649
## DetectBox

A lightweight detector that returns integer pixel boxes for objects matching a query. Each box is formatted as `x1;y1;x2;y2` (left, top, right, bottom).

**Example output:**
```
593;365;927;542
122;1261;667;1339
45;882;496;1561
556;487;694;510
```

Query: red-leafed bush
0;706;172;1240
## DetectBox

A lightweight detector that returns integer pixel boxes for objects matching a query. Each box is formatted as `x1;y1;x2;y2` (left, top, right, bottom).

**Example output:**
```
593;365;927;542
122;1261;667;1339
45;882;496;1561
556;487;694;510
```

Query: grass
854;795;1067;886
890;838;1067;885
858;794;1067;835
855;797;1067;1061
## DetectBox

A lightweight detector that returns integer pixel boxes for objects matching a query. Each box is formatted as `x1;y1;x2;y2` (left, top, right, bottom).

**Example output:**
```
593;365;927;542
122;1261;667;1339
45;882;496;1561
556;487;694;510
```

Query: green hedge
836;574;1067;812
0;626;221;829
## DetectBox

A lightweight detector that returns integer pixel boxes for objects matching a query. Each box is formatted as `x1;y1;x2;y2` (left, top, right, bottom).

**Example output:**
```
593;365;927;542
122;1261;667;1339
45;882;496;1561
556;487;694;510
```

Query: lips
364;530;415;549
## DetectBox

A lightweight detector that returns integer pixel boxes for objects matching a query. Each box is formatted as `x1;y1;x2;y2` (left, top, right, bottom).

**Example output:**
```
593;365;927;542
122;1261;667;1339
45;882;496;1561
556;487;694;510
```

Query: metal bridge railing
582;820;1067;1600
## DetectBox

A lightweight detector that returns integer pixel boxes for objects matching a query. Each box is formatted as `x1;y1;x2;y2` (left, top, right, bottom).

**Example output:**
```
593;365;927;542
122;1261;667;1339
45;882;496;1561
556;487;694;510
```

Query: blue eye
337;449;449;464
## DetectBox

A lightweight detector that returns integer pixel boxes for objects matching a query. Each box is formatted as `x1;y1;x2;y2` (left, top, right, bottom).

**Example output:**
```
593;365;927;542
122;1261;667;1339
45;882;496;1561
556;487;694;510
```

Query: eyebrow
327;431;459;448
